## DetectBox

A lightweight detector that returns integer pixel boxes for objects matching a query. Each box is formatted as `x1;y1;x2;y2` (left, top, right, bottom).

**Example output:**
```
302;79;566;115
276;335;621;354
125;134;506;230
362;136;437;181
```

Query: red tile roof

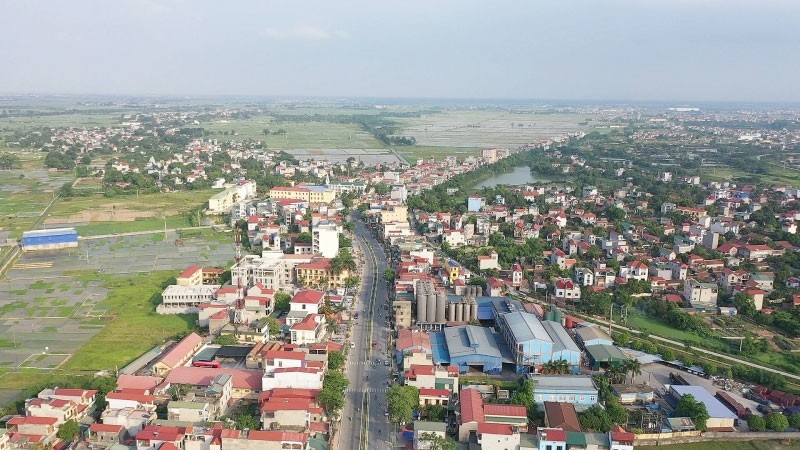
8;416;58;426
483;404;527;418
90;423;124;433
178;265;202;279
419;388;450;398
539;428;566;442
477;423;514;435
165;367;262;390
291;290;325;304
116;374;163;392
460;388;484;424
245;431;309;443
264;350;306;361
158;333;203;368
291;314;322;331
544;401;581;431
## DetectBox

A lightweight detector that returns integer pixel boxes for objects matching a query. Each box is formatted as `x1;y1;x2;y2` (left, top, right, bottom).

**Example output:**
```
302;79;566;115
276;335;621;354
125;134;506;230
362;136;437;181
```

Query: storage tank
476;286;483;297
448;302;456;322
416;291;427;323
470;298;478;321
544;310;554;322
426;293;436;325
564;316;575;329
436;292;447;323
456;303;465;322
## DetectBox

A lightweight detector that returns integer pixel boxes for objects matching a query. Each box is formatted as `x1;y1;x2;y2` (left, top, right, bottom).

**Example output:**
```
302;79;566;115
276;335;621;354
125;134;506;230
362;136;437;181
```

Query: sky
1;0;799;102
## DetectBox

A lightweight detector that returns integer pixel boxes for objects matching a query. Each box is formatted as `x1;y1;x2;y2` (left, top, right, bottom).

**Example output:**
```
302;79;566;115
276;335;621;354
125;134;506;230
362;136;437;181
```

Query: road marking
12;261;53;269
346;388;389;393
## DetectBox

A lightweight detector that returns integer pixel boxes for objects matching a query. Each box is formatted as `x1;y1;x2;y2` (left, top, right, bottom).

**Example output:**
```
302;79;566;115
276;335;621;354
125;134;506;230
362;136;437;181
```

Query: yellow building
295;258;350;290
269;185;335;204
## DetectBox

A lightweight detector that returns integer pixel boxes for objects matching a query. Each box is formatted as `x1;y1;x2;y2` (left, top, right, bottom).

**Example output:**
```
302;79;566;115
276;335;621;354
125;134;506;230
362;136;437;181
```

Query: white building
261;367;324;391
157;285;221;314
312;220;339;258
684;279;719;308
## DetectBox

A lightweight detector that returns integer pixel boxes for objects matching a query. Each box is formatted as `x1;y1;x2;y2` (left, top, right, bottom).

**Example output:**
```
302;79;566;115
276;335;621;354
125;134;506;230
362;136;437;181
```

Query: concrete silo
426;293;436;325
435;291;447;323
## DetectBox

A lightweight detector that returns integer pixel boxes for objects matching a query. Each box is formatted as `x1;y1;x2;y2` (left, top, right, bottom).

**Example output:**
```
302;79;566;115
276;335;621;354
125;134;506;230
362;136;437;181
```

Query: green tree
748;414;766;431
388;385;419;425
266;317;281;338
0;153;20;170
328;351;345;371
58;181;74;198
788;413;800;430
233;412;260;430
733;292;756;317
383;269;396;284
56;419;80;441
417;432;455;450
674;394;710;431
424;404;447;421
766;412;789;432
214;334;237;345
579;405;613;432
343;276;360;294
318;371;348;419
274;291;292;313
296;232;312;243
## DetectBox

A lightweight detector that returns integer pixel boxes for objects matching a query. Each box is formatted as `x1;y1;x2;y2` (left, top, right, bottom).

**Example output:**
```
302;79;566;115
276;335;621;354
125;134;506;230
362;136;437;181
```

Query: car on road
350;342;355;349
384;360;390;366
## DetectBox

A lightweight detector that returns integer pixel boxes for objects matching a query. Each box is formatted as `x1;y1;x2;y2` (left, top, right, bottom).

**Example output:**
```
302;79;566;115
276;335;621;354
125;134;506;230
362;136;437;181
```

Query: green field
396;145;482;163
0;113;122;133
624;311;706;345
59;271;195;372
396;111;589;148
659;440;800;450
198;117;383;149
73;216;192;236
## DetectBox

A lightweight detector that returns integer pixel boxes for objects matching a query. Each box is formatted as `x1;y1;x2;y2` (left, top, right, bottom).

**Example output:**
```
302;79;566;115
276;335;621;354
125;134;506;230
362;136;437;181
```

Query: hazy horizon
2;0;799;103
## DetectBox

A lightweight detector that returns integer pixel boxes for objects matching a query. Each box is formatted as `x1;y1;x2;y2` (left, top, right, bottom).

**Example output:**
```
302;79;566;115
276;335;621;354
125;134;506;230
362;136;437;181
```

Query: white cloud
259;24;349;40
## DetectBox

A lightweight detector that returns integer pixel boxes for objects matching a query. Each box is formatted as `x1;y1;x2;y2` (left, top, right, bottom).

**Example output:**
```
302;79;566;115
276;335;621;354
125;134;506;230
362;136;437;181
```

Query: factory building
497;311;582;373
431;325;513;374
415;282;481;330
21;228;78;252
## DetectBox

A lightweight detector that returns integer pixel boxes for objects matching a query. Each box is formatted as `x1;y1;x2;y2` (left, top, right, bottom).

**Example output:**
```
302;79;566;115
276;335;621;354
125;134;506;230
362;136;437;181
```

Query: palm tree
623;359;642;384
555;359;570;375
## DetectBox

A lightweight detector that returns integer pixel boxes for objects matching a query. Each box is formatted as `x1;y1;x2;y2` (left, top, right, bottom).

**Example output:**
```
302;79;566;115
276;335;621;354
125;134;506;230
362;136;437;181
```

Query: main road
338;214;393;450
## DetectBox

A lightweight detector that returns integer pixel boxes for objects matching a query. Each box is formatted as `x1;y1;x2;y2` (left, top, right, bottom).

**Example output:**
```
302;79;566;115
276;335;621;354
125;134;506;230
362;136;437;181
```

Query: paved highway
338;215;393;450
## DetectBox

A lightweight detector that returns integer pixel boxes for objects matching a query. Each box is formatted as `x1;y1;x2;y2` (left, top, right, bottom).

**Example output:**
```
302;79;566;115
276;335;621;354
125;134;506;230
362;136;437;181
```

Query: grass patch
59;270;194;372
659;441;800;450
29;280;54;290
625;311;705;345
74;216;191;236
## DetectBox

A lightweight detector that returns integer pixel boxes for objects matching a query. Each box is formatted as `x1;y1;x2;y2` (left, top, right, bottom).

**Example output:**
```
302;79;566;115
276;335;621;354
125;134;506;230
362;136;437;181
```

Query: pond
472;165;564;189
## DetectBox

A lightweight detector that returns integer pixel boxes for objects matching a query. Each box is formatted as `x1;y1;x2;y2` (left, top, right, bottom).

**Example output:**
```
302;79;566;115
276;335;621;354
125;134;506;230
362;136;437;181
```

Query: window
546;446;552;450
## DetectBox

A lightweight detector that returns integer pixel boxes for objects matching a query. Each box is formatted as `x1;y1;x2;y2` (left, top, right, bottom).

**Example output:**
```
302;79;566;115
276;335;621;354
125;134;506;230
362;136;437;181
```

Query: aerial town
2;99;800;450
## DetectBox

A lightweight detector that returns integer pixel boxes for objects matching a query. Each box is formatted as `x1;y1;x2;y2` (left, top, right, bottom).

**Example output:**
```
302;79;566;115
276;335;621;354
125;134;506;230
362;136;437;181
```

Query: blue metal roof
430;331;450;364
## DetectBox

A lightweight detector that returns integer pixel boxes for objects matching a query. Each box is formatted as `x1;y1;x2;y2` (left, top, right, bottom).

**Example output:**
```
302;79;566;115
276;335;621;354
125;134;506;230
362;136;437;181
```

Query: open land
0;230;235;395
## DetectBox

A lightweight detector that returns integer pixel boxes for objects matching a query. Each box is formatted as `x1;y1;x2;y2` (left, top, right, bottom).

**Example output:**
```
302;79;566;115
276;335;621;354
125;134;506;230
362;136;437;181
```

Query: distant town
2;99;800;450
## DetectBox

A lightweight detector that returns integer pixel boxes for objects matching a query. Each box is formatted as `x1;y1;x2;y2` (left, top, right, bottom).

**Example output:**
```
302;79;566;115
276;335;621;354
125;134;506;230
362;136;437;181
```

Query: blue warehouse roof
430;331;450;364
541;320;581;355
23;228;78;238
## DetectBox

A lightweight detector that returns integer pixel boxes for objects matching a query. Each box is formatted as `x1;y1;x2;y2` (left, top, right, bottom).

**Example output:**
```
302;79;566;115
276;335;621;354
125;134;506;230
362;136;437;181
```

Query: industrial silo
469;297;478;321
435;292;447;323
448;302;456;322
456;303;465;322
416;291;427;323
426;293;436;325
476;286;483;297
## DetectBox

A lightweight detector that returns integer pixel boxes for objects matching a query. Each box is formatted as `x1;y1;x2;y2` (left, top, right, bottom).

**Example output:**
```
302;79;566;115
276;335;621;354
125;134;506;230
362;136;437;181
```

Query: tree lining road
338;216;392;450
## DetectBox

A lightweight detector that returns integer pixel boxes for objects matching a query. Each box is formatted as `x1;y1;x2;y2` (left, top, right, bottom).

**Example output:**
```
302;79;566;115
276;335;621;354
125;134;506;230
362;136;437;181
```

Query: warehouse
21;228;78;252
541;320;581;366
669;385;737;429
497;311;562;373
435;325;512;374
575;326;614;347
584;344;629;369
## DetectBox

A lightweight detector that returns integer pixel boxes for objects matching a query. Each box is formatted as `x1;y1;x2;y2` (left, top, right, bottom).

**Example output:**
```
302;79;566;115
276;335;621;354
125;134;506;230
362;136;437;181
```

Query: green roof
585;344;628;363
566;431;587;446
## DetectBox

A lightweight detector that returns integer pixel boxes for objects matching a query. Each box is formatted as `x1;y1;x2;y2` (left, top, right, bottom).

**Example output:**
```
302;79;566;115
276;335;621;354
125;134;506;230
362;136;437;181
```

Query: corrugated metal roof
502;311;552;344
670;385;737;419
541;320;580;355
443;325;502;359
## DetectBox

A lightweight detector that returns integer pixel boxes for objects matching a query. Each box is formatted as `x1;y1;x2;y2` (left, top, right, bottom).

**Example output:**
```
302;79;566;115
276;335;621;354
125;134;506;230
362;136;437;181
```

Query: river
472;165;563;189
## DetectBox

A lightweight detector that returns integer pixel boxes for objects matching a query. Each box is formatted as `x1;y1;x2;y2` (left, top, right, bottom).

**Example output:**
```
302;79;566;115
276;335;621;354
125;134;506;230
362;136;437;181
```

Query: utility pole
608;303;614;336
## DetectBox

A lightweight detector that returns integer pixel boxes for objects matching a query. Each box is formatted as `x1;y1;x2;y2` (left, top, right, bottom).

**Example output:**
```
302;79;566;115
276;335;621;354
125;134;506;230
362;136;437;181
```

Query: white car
350;342;355;349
